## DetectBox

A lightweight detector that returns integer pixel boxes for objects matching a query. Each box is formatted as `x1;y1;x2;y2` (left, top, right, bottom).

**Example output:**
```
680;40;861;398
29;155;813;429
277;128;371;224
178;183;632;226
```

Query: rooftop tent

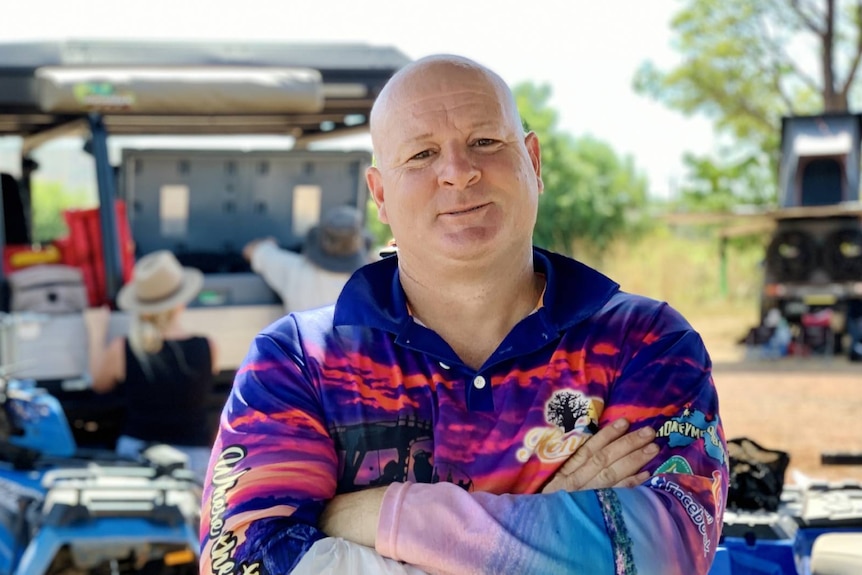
778;114;862;208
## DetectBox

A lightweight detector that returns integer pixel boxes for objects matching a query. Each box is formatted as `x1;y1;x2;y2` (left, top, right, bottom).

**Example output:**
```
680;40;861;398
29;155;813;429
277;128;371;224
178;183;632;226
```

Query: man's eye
473;138;497;147
410;150;433;160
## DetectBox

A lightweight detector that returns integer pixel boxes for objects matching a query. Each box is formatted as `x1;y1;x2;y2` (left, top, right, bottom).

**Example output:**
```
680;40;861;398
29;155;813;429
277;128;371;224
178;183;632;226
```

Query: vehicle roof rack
0;39;411;141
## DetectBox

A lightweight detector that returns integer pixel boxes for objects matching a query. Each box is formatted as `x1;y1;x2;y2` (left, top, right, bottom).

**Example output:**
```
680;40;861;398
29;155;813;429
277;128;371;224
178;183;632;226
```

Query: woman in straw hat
84;250;218;482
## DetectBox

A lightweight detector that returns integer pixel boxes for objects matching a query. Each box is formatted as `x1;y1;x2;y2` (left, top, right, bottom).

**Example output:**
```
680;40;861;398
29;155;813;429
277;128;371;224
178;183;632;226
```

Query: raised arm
245;238;302;301
83;306;124;393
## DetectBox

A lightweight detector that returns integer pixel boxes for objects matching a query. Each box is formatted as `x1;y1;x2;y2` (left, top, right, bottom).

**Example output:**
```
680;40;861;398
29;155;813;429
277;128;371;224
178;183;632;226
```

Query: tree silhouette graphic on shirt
546;390;591;433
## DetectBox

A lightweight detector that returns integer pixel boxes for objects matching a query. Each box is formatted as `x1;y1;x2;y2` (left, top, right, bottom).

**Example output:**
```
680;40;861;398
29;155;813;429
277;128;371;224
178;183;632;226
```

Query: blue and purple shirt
201;247;727;575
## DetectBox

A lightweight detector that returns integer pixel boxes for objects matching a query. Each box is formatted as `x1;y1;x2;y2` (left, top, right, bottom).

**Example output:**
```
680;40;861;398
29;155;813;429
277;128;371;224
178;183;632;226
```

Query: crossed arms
200;316;727;575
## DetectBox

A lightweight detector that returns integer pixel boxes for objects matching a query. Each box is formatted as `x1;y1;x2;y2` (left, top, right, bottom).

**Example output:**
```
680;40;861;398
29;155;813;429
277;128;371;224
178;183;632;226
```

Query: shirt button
473;375;486;389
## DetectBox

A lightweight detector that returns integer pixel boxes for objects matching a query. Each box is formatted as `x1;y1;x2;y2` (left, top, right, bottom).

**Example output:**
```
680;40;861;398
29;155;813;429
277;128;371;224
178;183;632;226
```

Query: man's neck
399;250;543;369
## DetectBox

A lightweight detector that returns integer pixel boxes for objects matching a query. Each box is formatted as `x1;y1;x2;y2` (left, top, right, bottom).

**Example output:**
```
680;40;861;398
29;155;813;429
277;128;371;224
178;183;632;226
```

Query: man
201;55;727;575
242;205;372;312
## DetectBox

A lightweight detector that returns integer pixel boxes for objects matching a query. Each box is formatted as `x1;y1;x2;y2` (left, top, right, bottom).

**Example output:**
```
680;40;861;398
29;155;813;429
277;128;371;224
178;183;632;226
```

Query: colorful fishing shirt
200;247;728;575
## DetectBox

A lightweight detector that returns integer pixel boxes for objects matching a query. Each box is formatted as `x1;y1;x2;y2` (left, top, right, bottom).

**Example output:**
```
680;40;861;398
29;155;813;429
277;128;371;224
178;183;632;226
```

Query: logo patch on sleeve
654;455;694;475
656;406;726;465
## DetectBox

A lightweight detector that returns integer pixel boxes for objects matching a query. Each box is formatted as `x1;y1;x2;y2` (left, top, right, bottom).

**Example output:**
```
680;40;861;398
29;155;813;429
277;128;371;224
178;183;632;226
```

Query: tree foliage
514;82;649;256
634;0;862;208
30;179;95;243
365;199;392;249
679;146;776;210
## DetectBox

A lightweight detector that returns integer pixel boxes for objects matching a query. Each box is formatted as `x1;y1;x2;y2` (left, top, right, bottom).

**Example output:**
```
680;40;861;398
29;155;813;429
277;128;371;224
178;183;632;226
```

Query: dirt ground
691;313;862;486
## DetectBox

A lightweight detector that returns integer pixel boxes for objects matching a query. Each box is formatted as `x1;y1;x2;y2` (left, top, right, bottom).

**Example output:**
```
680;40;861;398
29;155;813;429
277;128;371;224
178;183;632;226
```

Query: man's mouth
445;203;489;216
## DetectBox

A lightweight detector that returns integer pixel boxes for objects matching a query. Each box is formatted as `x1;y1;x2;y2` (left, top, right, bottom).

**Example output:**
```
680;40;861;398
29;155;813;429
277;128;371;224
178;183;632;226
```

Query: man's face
367;63;543;268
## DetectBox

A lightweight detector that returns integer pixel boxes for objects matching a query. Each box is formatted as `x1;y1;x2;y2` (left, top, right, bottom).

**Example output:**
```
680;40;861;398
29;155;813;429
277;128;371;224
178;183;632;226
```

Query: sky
2;0;716;198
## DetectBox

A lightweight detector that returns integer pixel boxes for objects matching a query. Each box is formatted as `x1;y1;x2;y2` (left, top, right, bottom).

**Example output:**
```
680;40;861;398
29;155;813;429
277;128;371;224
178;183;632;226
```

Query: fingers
583;426;658;489
615;470;652;489
580;429;657;490
556;417;631;477
542;419;659;493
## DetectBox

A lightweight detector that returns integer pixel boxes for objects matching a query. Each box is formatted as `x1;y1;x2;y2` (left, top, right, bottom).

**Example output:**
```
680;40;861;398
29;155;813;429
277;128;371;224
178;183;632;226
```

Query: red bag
62;200;134;306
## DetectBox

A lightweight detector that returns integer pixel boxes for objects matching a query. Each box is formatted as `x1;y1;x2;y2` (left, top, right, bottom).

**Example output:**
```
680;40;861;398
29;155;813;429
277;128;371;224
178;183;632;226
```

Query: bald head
369;55;524;163
363;52;544;281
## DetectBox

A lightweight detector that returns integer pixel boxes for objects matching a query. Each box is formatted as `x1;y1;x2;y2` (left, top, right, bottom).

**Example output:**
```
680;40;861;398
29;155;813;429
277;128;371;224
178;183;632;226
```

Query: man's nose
437;148;481;189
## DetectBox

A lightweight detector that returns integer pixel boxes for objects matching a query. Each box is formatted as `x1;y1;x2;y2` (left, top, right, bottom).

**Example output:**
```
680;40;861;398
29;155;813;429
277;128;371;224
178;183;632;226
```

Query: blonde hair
129;307;178;356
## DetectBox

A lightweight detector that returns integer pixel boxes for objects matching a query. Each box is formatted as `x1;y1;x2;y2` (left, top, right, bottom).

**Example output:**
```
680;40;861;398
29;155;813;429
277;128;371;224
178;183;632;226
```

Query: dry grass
586;227;763;362
583;227;763;309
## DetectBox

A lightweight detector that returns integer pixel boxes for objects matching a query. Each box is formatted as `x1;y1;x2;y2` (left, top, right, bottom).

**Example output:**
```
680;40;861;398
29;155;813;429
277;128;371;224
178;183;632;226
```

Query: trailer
761;114;862;360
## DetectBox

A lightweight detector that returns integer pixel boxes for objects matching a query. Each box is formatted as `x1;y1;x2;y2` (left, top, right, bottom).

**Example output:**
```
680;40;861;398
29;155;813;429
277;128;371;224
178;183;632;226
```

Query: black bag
727;437;791;512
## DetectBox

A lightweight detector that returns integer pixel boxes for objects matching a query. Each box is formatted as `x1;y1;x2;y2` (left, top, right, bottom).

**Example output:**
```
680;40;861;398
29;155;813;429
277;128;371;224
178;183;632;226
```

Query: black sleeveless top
122;336;214;446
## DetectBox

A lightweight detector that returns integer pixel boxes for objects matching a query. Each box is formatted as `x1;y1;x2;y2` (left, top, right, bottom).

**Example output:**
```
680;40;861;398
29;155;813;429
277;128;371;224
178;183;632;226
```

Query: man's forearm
318;486;387;547
319;420;656;551
376;479;714;575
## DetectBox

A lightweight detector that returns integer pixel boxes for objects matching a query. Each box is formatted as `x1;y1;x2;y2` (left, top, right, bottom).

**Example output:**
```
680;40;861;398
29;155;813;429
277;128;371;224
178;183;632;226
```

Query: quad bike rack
0;373;201;575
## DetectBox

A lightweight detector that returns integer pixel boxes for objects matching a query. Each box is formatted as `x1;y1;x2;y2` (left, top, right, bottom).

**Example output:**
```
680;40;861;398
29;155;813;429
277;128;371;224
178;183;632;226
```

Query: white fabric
116;434;210;484
250;242;353;312
290;537;428;575
810;533;862;575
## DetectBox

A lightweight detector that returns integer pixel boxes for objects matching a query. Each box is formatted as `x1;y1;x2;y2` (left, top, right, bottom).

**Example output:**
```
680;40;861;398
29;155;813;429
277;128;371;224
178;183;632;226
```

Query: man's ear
525;132;544;194
366;166;389;224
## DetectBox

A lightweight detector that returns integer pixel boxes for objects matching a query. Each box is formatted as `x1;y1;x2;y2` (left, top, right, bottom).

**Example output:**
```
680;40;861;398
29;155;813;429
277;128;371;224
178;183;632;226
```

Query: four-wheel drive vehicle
0;39;410;447
762;114;862;359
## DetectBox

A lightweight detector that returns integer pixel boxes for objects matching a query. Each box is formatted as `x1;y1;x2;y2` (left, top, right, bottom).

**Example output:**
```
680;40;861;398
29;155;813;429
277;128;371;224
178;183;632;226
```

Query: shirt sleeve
375;306;728;575
199;317;336;575
251;241;303;303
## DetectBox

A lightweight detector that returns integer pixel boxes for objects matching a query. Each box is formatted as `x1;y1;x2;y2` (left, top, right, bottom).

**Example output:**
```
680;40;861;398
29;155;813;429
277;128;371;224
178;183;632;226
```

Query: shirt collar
333;246;620;335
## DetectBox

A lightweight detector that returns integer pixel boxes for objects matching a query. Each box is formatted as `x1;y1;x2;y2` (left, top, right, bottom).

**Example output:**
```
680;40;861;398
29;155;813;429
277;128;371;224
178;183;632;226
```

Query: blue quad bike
0;376;201;575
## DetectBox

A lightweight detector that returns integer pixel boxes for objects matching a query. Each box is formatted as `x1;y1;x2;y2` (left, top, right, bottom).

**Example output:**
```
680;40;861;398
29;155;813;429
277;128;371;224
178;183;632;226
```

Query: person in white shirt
242;205;374;312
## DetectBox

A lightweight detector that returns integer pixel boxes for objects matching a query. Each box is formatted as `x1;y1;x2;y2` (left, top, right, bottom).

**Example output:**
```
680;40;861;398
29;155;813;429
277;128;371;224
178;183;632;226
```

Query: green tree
677;147;775;210
364;199;391;249
515;82;649;256
634;0;862;205
30;179;95;243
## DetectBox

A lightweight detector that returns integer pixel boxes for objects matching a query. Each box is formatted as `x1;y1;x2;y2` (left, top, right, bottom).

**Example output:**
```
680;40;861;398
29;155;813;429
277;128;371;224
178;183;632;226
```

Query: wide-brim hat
117;250;203;313
304;205;370;274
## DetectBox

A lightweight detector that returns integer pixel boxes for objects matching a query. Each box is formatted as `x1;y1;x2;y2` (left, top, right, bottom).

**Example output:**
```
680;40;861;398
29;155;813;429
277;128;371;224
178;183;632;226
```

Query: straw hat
117;250;203;313
303;205;370;273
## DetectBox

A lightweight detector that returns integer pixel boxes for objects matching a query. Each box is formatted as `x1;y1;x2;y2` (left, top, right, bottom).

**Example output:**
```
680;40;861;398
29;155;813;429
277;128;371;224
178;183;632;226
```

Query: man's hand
318;485;387;547
541;418;657;493
242;237;276;262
